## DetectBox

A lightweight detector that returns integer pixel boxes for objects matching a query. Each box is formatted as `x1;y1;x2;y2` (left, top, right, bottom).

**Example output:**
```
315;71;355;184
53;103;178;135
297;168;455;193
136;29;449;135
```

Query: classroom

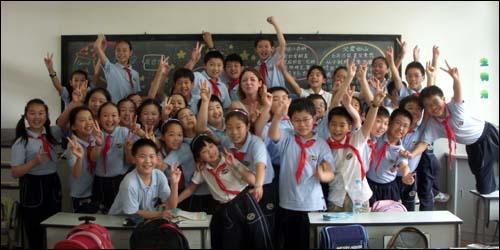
1;1;498;249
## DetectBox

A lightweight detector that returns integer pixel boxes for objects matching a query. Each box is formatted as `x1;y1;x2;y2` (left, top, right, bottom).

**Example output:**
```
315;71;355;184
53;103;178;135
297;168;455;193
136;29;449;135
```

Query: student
174;107;198;144
385;80;401;114
366;108;415;205
278;60;332;110
268;98;335;249
170;68;201;114
108;139;180;219
327;87;385;212
93;102;132;214
94;35;141;103
117;98;137;129
159;119;216;214
185;45;231;109
136;98;162;139
11;99;63;249
66;106;101;213
415;62;499;194
307;94;328;125
196;81;226;143
255;16;287;89
44;52;89;108
127;93;143;109
220;109;277;238
178;135;273;249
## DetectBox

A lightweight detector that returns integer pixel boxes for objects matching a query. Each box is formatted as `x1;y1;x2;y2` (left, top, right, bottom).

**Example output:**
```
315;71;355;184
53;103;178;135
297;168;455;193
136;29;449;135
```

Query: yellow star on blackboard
251;55;256;61
240;50;249;60
177;50;186;59
229;44;234;49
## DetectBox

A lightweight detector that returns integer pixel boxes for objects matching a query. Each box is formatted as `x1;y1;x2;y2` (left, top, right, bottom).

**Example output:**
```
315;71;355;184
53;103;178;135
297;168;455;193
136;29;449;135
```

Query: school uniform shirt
300;88;333;110
229;85;240;102
327;128;372;207
399;85;424;99
193;71;231;109
273;130;335;211
108;168;170;215
255;51;286;89
61;87;71;108
400;124;425;173
261;119;294;165
164;143;210;195
188;95;201;115
315;116;330;140
366;134;408;184
102;58;141;103
207;123;226;142
191;156;248;204
67;136;95;198
221;133;274;185
422;101;485;145
95;126;129;177
11;126;64;176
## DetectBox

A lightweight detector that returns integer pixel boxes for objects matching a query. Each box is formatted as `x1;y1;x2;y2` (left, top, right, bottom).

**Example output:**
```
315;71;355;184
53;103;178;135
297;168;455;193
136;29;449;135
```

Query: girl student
11;99;64;249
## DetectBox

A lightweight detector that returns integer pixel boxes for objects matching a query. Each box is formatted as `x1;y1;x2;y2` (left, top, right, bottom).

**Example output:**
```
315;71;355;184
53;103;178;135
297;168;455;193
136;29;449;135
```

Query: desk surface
309;211;463;225
470;190;499;199
41;212;211;230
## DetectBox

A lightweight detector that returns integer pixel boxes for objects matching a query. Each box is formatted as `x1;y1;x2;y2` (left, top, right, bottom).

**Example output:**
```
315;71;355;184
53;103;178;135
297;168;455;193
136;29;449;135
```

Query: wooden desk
470;190;499;243
41;212;211;249
308;211;462;248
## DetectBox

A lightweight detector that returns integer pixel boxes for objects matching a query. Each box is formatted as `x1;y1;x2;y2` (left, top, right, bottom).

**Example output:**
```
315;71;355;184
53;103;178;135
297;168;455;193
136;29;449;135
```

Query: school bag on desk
320;224;369;249
386;226;430;248
371;200;407;212
129;217;189;249
53;216;114;249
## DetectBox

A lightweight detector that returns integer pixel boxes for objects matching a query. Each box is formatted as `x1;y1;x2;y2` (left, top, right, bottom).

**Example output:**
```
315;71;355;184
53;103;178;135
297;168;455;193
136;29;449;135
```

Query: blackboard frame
61;33;401;108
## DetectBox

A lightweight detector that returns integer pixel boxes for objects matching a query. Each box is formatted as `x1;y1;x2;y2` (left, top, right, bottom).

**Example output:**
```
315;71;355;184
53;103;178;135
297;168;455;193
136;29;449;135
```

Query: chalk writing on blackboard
284;43;319;81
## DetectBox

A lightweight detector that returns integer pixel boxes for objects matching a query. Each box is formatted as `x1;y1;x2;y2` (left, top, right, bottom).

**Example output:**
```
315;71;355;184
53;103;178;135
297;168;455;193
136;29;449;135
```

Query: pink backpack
371;200;407;212
53;216;114;249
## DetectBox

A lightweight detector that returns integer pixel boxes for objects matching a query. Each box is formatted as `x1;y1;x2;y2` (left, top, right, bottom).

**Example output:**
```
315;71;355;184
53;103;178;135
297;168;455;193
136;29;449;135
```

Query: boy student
268;98;335;249
94;35;141;103
413;61;499;194
327;83;386;212
255;16;287;89
366;108;416;205
108;139;181;219
185;42;231;109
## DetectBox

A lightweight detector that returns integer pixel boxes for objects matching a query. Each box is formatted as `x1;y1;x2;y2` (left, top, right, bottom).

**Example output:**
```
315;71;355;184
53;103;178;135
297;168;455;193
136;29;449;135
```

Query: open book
172;208;208;221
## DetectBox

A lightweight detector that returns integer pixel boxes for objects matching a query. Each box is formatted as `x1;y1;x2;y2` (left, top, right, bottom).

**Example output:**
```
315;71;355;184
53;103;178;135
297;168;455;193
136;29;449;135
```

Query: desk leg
201;229;206;249
483;199;487;243
43;227;47;249
475;197;480;242
456;224;461;247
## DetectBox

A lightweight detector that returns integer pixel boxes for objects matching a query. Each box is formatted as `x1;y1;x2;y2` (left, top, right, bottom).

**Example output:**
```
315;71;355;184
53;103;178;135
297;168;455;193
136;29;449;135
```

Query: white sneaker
434;192;450;203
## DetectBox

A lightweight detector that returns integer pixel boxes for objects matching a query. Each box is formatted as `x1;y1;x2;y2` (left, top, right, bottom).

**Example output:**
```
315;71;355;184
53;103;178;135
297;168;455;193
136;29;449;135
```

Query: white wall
2;1;499;146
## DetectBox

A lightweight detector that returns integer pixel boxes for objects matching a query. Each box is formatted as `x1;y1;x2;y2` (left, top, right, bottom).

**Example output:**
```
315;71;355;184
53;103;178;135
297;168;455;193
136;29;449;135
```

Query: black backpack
129;218;189;249
386;226;430;249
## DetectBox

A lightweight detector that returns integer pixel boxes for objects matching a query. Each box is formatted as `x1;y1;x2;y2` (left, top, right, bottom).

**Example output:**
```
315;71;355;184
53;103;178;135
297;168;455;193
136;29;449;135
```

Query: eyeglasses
292;117;313;124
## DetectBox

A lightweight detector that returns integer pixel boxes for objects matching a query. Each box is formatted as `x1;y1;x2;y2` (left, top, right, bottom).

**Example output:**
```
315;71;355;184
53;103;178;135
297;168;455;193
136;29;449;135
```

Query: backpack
53;216;114;249
320;224;369;249
129;218;189;249
371;200;407;212
386;226;430;248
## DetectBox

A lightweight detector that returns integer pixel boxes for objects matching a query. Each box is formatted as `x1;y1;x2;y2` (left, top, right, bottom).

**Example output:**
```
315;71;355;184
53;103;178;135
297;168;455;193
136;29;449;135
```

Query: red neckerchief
374;141;391;173
367;138;377;163
327;133;366;180
294;135;316;184
209;78;221;98
206;163;241;195
229;79;240;92
435;106;457;169
231;149;246;162
101;134;112;175
123;67;134;89
259;62;268;86
86;144;97;175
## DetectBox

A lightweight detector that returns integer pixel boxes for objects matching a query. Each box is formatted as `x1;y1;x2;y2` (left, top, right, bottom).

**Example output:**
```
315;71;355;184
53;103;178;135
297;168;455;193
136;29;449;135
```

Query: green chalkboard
62;34;401;100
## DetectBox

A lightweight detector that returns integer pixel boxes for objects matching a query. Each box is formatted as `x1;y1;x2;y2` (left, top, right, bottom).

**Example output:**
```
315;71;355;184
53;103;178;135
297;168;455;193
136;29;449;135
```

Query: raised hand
372;78;387;107
396;38;407;56
440;60;460;81
35;146;50;165
276;56;286;72
432;45;440;59
190;41;205;63
426;61;435;79
356;61;368;82
202;31;214;49
125;129;135;151
266;16;276;25
223;148;238;168
399;150;414;159
162;97;174;121
158;55;171;75
261;85;273;109
67;135;84;159
341;89;354;107
93;120;103;146
71;87;83;104
413;45;420;62
44;52;54;70
169;162;182;185
403;172;416;185
346;54;357;79
199;80;211;102
385;46;395;64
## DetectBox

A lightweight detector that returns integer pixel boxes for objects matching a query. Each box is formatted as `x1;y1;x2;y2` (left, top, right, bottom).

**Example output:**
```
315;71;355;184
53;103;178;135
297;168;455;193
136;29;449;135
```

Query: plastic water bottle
352;179;363;214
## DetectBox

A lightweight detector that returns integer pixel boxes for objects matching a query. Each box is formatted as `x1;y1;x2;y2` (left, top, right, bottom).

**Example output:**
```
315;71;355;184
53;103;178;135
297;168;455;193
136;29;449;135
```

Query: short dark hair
197;94;223;112
389;108;413;126
418;85;444;108
405;61;425;76
225;109;250;126
307;94;327;112
70;70;88;80
173;68;195;83
117;98;137;112
97;102;118;118
376;106;390;119
254;36;274;48
268;86;289;95
288;98;316;118
190;134;217;162
84;87;111;106
400;95;420;111
132;138;158;156
328;106;353;125
161;119;183;135
69;106;93;133
224;53;243;67
307;65;327;80
136;98;162;129
333;66;348;78
115;40;133;51
372;56;389;68
204;50;224;65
